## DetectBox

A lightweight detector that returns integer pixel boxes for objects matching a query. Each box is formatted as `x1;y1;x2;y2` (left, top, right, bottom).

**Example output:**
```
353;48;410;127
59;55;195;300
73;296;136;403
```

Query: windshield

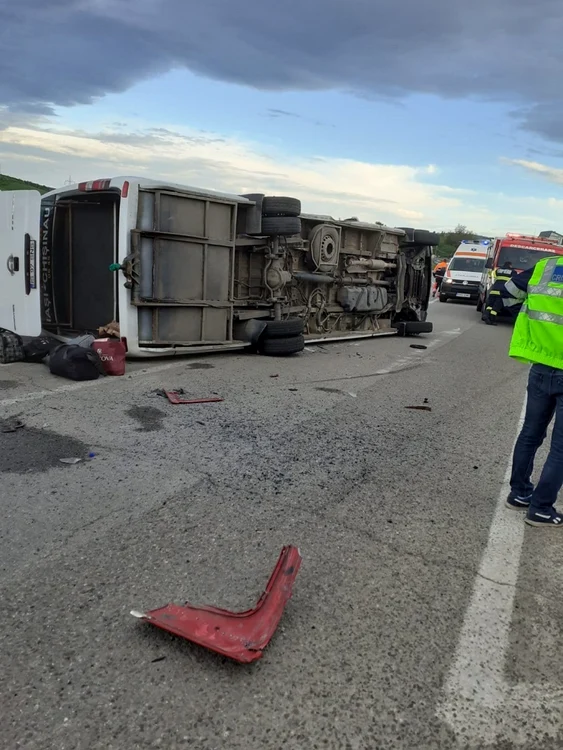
449;256;486;273
498;246;558;270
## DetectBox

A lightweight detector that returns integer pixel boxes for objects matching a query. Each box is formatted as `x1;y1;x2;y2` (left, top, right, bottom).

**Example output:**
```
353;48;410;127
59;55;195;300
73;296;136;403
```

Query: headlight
445;278;453;284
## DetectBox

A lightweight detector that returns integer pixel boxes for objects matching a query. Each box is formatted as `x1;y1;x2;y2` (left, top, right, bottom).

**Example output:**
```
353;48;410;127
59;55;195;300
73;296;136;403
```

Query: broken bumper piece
131;545;301;663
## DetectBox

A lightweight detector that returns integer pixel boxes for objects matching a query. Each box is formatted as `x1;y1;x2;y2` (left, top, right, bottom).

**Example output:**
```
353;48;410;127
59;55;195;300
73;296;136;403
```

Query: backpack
0;328;24;364
48;344;106;381
23;336;58;363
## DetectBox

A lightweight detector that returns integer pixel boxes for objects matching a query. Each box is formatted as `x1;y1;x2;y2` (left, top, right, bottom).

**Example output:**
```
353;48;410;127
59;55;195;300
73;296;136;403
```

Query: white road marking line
0;361;183;407
436;398;563;746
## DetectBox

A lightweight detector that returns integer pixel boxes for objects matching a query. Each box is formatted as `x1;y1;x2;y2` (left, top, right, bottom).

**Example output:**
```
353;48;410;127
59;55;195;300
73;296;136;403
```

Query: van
439;240;489;303
0;177;437;358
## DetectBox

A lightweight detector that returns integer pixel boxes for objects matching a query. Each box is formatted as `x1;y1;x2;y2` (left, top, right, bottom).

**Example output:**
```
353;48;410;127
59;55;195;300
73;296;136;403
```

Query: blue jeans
510;364;563;512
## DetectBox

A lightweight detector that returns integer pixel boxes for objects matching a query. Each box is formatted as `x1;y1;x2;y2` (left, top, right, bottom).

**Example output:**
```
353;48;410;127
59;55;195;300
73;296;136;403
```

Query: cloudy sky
2;0;563;233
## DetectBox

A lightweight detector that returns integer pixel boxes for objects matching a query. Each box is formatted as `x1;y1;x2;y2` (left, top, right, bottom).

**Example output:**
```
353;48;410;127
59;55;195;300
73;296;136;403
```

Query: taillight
77;179;111;192
121;180;129;198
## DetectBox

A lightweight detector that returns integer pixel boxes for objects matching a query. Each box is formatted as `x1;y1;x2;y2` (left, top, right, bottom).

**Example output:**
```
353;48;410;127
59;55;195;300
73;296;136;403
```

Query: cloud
2;0;563;140
1;119;562;234
505;158;563;185
516;103;563;144
267;109;301;119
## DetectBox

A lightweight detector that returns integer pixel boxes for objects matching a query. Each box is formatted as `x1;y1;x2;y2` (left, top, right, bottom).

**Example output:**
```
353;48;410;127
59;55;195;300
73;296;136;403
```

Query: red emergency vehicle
477;232;563;314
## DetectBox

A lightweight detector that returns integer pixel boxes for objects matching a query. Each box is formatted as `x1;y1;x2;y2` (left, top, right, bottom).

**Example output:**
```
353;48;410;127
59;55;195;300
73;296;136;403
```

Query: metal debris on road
270;374;279;378
405;405;432;412
59;457;83;465
1;418;25;433
164;391;224;405
152;388;224;405
131;545;302;664
410;344;428;350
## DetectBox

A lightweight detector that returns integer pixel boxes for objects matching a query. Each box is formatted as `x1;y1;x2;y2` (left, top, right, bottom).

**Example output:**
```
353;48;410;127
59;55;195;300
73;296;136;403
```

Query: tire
399;227;415;242
413;229;440;246
261;216;302;236
476;296;483;312
398;227;440;246
263;318;304;338
262;196;301;217
260;335;305;356
439;293;448;302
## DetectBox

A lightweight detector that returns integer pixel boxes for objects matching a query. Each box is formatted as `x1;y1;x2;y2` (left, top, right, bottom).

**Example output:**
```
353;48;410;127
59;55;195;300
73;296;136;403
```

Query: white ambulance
439;240;490;303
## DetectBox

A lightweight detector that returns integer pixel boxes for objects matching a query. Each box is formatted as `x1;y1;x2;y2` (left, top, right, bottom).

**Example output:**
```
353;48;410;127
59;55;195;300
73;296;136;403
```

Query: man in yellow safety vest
503;255;563;526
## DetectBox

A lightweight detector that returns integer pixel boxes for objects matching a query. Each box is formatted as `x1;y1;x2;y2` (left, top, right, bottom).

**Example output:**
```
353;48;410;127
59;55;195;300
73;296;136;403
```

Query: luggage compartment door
133;190;237;346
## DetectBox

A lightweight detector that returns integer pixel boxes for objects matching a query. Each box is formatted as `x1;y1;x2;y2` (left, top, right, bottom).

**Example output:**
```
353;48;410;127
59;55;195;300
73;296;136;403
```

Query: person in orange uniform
432;259;448;297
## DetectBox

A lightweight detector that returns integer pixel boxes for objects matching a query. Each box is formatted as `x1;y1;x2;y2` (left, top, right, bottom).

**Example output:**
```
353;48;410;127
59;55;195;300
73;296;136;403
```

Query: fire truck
477;232;563;318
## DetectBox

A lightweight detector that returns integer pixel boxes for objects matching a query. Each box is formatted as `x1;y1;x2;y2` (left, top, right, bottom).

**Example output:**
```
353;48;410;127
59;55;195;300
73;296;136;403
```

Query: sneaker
525;510;563;527
506;493;532;511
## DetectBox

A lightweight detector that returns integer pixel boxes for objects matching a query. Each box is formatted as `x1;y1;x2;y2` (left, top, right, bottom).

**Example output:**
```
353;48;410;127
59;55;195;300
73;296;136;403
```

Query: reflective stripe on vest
509;257;563;369
505;279;526;301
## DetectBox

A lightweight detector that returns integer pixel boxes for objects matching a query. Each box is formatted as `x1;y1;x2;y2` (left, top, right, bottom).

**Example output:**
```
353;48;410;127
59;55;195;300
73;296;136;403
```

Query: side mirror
485;258;493;269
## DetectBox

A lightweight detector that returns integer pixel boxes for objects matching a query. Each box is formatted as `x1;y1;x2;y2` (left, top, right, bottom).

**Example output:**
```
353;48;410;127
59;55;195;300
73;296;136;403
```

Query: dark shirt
505;267;533;294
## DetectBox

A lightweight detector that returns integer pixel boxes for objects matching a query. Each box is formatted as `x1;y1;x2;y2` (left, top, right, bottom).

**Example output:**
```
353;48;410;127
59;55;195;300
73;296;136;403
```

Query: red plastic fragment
131;545;301;663
164;390;224;405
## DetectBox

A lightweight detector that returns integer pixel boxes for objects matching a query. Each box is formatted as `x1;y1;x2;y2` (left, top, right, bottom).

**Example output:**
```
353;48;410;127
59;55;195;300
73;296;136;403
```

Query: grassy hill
0;174;52;194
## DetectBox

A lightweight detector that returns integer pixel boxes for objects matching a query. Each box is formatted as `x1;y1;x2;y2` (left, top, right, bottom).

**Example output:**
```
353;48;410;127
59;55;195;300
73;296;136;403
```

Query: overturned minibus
0;177;438;357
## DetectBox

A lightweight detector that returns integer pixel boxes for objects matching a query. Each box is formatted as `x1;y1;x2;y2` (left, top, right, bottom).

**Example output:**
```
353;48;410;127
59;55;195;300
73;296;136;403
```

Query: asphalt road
1;299;562;750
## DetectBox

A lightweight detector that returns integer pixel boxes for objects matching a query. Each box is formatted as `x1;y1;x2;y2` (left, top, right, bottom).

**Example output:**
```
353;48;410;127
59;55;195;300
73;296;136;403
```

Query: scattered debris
288;388;298;392
165;391;224;405
270;374;279;378
423;398;429;404
304;347;317;353
405;405;432;412
410;344;427;350
151;656;166;663
97;320;121;338
1;418;25;433
347;392;357;398
131;545;302;664
152;388;223;405
59;457;83;465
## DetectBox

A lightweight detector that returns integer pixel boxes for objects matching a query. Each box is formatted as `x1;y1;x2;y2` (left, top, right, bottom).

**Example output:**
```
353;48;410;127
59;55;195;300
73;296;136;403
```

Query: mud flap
131;545;302;663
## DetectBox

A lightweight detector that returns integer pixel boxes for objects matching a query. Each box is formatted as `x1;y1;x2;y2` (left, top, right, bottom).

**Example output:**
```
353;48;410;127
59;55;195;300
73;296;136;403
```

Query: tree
434;225;488;259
